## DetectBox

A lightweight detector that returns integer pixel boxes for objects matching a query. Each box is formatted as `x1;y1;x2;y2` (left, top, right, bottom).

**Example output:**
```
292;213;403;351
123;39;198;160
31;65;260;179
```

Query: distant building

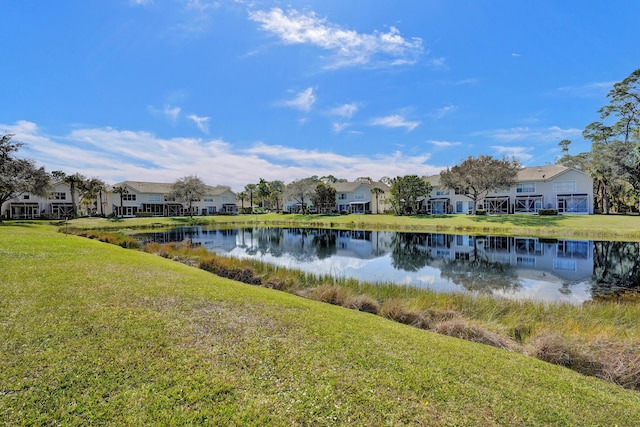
423;165;593;214
105;181;237;217
1;181;78;220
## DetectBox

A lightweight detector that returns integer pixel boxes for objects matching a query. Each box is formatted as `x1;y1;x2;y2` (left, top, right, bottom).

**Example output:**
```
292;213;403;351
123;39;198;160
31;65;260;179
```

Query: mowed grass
69;212;640;240
2;224;640;426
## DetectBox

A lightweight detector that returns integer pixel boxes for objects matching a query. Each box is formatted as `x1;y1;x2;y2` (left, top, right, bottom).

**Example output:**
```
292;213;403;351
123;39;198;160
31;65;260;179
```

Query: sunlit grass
3;223;640;425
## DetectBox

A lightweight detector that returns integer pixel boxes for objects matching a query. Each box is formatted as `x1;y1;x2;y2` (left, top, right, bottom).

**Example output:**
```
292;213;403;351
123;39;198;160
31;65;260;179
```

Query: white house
424;165;594;214
1;181;79;220
105;181;237;217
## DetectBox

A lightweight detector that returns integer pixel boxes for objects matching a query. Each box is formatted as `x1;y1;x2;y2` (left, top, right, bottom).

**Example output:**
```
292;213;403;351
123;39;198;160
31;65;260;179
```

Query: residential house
423;165;593;214
333;178;390;214
105;181;237;217
1;181;78;220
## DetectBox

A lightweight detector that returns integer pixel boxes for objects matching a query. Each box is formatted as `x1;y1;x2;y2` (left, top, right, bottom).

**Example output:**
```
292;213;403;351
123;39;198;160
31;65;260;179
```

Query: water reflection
136;226;640;304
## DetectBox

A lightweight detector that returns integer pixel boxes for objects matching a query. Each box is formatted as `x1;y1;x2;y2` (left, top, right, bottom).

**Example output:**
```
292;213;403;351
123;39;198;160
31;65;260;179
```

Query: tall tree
311;182;336;214
439;155;521;215
0;134;51;222
257;178;271;209
172;175;207;218
583;69;640;213
371;186;385;214
388;175;432;215
285;177;318;213
268;180;284;212
80;177;107;216
244;183;258;213
236;191;247;214
112;185;129;218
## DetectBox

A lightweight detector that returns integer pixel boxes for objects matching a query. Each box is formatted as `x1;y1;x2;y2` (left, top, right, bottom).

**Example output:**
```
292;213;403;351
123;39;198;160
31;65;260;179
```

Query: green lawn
2;223;640;426
66;212;640;240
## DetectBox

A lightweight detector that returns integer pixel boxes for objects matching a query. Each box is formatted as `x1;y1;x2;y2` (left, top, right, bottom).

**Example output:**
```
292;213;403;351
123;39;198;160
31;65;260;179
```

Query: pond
135;226;640;304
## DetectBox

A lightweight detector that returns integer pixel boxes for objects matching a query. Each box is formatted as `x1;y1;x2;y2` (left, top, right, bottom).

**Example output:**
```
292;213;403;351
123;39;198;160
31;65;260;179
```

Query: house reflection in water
136;227;601;303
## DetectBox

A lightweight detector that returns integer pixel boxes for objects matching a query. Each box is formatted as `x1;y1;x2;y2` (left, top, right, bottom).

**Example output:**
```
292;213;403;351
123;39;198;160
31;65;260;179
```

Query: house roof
111;181;234;196
425;165;581;186
516;165;572;181
332;181;389;192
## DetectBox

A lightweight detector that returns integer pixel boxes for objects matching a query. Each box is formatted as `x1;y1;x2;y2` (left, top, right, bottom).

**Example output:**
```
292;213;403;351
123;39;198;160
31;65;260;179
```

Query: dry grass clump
589;340;640;390
343;294;380;314
528;333;602;377
379;299;432;329
432;319;517;350
307;285;352;306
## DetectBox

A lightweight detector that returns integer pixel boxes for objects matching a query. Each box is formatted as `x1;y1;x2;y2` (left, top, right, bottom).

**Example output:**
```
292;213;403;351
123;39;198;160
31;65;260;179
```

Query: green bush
538;209;558;216
135;212;154;217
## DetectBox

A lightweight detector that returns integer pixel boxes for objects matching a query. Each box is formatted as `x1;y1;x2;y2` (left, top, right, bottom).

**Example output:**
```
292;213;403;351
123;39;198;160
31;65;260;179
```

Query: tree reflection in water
389;233;433;272
592;241;640;297
440;238;521;293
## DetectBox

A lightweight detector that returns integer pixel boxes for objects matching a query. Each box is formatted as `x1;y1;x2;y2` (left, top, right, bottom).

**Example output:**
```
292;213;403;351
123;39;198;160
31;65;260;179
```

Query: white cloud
280;87;316;112
249;8;423;69
370;114;420;131
2;120;443;191
332;122;351;133
130;0;153;6
491;145;533;162
473;126;582;142
431;104;457;119
187;114;210;133
428;140;462;149
329;102;358;118
555;81;615;98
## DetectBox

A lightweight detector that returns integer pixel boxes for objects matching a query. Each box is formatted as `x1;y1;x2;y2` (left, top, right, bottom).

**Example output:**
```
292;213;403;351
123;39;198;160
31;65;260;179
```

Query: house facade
424;165;594;214
333;179;390;214
1;181;79;220
105;181;237;217
283;179;391;214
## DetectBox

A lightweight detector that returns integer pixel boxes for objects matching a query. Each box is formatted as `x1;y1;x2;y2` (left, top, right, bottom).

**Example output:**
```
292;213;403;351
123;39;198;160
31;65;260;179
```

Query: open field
65;212;640;240
2;222;640;426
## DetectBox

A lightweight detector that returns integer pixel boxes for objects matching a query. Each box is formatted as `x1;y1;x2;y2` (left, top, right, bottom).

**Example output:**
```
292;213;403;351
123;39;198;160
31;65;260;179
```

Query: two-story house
423;165;593;214
105;181;237;217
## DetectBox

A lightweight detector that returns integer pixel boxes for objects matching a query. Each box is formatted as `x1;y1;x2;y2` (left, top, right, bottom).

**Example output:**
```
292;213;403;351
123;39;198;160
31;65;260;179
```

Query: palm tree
371;186;385;214
244;183;258;213
112;185;129;218
52;171;86;218
237;191;247;214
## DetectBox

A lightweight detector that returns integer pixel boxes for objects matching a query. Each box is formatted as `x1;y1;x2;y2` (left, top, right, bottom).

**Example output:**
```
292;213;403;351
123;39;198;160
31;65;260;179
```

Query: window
51;192;66;200
221;197;230;203
516;183;535;193
354;192;364;200
435;187;449;196
554;181;576;192
204;197;214;202
454;188;467;195
338;193;346;200
123;194;136;201
148;194;162;202
22;193;30;200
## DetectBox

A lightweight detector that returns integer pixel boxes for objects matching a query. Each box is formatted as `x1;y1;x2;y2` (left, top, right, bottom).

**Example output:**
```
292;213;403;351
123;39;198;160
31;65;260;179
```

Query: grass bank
2;223;640;425
67;212;640;240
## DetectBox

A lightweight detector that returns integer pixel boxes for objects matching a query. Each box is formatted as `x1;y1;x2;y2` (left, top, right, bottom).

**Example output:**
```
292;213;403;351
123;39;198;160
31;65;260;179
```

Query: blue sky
3;0;638;190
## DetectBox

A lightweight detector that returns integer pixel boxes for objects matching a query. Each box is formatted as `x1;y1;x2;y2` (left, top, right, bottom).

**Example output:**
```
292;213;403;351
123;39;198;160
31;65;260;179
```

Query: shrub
537;209;558;216
475;210;487;216
135;212;153;217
